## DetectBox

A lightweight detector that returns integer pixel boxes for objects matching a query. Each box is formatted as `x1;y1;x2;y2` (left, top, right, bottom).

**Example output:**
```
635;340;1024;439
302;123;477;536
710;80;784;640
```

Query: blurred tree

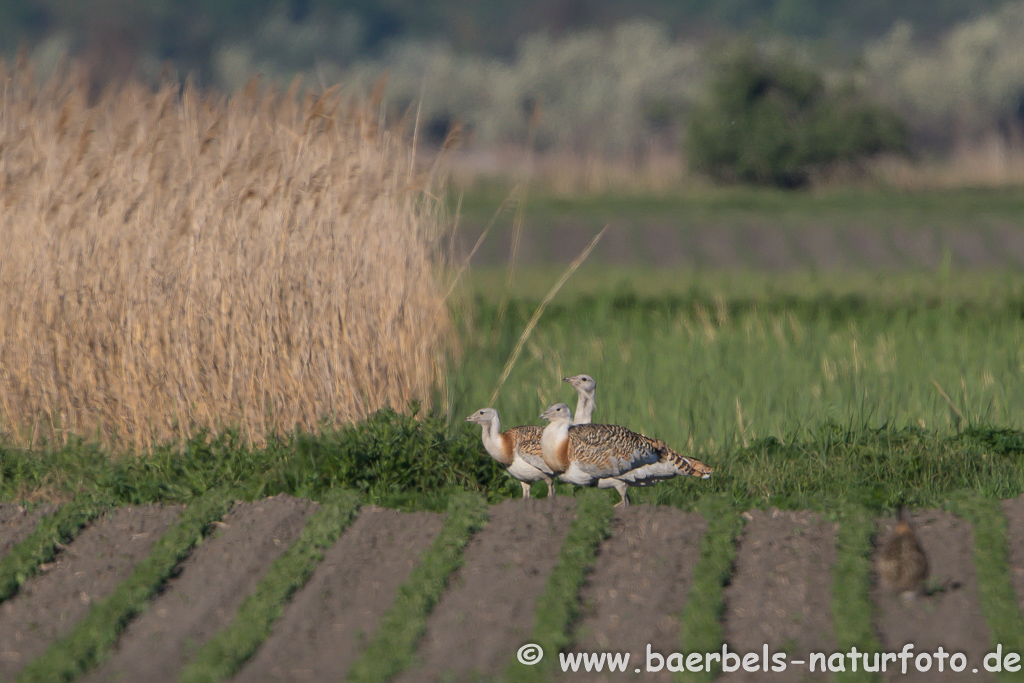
687;45;908;187
2;0;1015;78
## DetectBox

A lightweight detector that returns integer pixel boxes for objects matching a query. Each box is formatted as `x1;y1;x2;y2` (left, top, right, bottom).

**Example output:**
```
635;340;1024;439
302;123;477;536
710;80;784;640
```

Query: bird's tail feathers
645;438;714;478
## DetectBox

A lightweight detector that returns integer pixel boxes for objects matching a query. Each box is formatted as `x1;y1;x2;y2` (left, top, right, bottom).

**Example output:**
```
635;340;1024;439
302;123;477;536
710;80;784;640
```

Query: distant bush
688;46;908;187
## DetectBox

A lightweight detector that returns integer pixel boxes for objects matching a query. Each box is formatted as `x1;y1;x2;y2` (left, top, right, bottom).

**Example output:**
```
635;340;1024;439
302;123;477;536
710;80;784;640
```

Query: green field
4;197;1024;681
6;186;1024;514
5;263;1024;515
446;267;1024;510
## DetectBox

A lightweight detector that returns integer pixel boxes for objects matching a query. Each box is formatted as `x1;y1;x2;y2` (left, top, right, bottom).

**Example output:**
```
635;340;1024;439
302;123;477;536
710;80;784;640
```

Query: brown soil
396;497;576;682
2;496;1021;681
739;225;798;270
601;224;640;266
692;227;743;269
1000;494;1024;618
791;227;851;270
547;222;599;265
990;223;1024;268
872;510;992;682
561;505;706;681
945;227;1001;268
457;218;1024;270
0;503;54;562
84;495;317;683
720;509;838;683
845;225;900;269
232;506;445;683
642;224;692;267
892;227;942;269
0;505;180;679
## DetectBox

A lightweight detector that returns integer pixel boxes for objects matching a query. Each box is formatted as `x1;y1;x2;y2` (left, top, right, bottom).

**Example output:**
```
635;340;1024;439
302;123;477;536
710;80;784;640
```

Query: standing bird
563;374;597;424
467;408;555;499
877;507;929;601
539;403;712;507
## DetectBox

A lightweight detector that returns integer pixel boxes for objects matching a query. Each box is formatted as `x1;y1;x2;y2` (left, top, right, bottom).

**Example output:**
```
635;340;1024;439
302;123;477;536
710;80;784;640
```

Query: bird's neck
479;419;513;466
574;393;595;424
541;419;572;473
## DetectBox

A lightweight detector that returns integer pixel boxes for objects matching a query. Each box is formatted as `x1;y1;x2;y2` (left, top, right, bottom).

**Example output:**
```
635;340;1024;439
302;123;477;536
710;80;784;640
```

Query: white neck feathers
479;416;513;466
573;393;595;424
541;418;572;472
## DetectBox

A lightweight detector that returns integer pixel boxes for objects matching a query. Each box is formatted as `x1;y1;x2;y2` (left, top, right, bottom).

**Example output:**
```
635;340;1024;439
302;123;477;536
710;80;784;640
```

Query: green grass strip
946;492;1024;683
346;491;489;683
505;488;615;683
675;494;745;683
831;504;882;683
0;495;108;604
17;490;235;683
177;489;361;683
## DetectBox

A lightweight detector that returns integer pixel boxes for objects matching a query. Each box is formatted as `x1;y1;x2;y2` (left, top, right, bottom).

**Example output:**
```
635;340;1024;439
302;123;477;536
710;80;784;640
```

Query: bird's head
563;374;596;393
540;403;573;423
466;408;498;425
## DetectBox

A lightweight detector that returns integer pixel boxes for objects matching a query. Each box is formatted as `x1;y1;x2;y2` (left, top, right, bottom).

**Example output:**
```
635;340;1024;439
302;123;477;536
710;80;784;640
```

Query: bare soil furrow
0;503;54;562
562;505;706;682
396;497;576;682
691;226;743;268
721;508;838;683
0;505;180;680
232;505;445;683
84;494;317;683
945;227;1002;268
891;227;942;269
546;222;596;264
642;223;692;267
740;224;797;270
791;226;851;270
601;223;640;266
873;510;992;682
990;223;1024;268
845;225;900;269
456;219;1024;269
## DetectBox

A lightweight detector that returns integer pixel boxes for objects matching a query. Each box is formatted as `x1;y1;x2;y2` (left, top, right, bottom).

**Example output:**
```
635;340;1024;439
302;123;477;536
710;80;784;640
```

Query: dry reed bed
0;60;449;449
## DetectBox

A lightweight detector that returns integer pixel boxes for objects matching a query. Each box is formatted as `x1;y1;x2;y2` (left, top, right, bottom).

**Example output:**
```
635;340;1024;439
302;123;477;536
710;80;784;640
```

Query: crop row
0;489;1021;681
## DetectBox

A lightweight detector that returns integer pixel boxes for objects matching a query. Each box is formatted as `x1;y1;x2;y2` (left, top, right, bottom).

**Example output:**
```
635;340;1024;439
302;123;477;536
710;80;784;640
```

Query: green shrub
688;46;908;187
0;405;518;510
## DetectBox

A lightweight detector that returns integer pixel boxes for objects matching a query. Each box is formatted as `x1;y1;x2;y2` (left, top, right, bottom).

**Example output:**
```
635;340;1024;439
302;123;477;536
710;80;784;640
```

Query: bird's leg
612;480;629;507
520;481;532;499
546;476;556;499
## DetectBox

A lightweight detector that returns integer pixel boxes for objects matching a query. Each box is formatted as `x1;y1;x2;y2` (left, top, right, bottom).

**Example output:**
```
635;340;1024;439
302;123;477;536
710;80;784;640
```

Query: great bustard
467;408;555;499
539;403;712;507
877;507;928;601
563;374;596;424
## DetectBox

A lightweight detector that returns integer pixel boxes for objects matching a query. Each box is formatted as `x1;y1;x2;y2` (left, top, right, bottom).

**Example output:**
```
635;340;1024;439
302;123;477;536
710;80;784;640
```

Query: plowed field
1;495;1022;681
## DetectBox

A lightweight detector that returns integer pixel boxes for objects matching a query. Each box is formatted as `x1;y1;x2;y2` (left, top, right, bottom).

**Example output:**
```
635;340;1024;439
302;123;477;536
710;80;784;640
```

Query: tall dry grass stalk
0;59;451;450
488;225;608;406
